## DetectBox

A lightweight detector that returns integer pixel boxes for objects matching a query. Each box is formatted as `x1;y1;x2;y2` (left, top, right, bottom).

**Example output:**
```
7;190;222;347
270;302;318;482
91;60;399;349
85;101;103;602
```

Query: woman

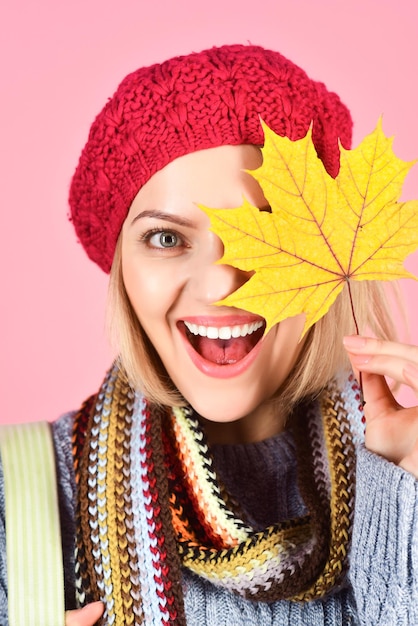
2;44;418;626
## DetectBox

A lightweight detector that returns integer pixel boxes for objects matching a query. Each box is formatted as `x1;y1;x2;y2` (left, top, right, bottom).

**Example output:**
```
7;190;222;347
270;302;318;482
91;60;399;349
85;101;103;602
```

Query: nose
194;262;252;304
189;232;253;304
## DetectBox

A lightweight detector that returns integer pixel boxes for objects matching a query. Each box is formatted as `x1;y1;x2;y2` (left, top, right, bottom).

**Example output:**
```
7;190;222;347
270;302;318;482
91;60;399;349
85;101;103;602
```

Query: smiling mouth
181;319;266;364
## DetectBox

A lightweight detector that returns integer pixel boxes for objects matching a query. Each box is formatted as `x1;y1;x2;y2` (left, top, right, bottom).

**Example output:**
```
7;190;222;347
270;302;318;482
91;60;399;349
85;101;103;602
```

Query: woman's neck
199;399;289;445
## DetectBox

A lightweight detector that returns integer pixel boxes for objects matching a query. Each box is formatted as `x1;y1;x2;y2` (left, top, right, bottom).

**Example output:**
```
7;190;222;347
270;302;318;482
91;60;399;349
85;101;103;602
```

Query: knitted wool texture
69;44;353;273
73;364;365;626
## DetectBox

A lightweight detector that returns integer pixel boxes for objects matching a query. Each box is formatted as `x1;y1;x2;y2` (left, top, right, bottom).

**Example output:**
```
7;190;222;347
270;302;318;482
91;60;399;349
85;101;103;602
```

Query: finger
403;363;418;393
358;371;418;463
343;335;418;362
65;602;104;626
355;370;400;422
343;336;418;391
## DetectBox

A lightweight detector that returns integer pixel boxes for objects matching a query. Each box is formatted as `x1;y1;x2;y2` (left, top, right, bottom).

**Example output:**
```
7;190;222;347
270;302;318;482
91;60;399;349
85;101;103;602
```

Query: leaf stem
346;278;359;335
346;278;365;406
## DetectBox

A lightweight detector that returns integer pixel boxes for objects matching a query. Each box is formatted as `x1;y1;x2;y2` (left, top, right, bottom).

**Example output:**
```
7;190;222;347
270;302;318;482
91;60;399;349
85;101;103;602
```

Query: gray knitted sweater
0;412;417;626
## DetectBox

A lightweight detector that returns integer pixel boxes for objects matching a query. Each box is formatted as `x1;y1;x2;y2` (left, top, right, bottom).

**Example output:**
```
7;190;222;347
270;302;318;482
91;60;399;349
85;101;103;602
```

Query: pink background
1;0;418;423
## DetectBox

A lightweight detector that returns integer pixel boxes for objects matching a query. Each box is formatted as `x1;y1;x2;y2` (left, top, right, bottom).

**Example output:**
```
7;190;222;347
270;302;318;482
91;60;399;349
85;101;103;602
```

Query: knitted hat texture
69;44;353;273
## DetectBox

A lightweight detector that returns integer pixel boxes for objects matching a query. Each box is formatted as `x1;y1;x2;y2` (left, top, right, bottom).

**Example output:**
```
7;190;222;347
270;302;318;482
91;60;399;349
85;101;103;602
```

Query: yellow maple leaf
201;120;418;336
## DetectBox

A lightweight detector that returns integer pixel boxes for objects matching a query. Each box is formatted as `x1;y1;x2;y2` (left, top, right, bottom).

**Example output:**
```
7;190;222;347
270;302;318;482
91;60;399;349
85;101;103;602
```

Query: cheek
127;268;158;299
122;256;183;331
124;265;161;321
270;316;306;373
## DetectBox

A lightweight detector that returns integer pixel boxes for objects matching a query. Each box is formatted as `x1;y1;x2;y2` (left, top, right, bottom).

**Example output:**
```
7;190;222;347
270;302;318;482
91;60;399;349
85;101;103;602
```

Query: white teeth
184;320;264;339
231;326;241;338
218;327;232;340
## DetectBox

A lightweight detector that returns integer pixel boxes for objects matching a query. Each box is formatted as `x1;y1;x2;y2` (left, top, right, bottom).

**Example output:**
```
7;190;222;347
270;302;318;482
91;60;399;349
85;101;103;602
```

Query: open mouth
180;319;266;365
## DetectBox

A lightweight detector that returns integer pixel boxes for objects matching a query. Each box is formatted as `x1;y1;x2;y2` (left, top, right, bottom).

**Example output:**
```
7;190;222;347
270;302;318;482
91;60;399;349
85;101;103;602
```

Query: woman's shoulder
51;411;76;443
51;411;77;500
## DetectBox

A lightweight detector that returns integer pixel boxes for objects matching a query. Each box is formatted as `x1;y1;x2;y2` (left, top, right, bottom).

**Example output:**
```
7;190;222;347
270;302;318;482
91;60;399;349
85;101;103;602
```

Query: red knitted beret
69;44;352;273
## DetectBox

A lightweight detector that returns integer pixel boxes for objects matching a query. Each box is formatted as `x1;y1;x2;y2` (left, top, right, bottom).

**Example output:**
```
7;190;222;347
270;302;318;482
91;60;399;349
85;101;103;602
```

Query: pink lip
177;315;266;379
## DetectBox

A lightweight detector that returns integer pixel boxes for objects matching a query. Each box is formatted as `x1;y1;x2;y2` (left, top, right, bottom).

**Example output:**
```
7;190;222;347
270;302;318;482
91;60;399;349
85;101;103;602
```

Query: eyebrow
130;209;196;228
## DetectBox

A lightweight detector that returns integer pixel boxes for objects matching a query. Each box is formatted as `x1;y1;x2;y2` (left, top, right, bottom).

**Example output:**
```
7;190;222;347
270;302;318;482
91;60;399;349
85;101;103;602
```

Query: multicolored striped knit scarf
72;363;365;625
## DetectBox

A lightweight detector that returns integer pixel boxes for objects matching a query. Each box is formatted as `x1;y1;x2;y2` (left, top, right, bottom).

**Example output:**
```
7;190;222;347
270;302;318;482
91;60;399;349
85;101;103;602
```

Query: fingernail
343;335;367;350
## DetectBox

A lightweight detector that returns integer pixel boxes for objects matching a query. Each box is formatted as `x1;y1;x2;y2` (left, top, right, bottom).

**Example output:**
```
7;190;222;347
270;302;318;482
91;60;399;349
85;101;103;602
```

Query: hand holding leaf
201;120;418;336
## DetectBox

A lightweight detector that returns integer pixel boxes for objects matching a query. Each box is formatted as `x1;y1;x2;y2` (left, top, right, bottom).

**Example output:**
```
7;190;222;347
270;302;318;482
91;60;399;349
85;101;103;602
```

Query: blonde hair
107;236;399;409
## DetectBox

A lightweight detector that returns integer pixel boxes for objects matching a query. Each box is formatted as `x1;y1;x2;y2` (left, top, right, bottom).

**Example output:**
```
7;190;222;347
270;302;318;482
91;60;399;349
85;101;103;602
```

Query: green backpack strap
0;422;65;626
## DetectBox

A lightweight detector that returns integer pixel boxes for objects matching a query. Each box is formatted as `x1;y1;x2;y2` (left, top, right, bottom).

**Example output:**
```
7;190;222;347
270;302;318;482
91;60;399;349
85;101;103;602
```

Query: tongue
195;336;253;364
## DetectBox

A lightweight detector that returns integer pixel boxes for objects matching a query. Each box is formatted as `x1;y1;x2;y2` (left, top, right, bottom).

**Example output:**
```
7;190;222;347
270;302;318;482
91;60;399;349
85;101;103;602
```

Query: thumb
352;370;400;421
65;601;104;626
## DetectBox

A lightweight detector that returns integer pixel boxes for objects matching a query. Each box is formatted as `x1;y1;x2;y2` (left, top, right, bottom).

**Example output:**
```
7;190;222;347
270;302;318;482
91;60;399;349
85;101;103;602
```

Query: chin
184;391;264;423
195;408;249;423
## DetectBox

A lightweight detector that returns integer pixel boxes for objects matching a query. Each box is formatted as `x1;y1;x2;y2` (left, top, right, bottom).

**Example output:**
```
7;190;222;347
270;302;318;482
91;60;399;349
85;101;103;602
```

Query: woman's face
121;145;305;426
